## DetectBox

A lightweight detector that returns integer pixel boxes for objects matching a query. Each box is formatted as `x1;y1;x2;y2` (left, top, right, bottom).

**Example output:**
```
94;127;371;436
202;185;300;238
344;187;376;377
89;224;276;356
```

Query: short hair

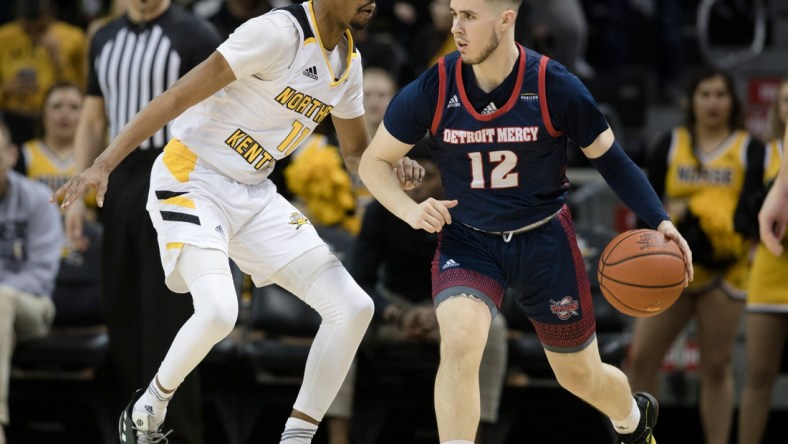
488;0;523;12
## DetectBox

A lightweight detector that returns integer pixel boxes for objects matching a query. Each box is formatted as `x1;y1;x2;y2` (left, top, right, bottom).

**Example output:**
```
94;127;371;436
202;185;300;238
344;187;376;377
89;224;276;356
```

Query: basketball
597;229;686;317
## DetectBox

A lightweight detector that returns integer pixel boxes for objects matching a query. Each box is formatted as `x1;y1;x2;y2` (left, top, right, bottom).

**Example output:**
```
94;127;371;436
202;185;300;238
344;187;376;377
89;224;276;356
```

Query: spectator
737;78;788;444
628;67;764;444
358;67;398;215
202;0;270;39
0;0;86;146
0;119;63;444
523;0;594;79
410;0;454;76
64;1;221;442
326;142;508;444
21;82;97;208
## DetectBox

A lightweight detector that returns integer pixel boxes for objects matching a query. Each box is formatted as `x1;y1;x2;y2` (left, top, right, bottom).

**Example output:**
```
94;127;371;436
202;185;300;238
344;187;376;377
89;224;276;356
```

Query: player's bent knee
305;265;373;329
198;300;238;338
553;361;597;397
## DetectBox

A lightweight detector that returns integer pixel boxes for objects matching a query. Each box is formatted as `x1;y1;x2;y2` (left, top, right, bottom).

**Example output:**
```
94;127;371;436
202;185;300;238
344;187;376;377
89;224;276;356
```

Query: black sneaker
118;388;172;444
617;392;658;444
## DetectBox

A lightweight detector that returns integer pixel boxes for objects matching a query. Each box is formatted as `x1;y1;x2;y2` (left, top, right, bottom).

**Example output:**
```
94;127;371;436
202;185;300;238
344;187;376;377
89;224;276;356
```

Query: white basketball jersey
172;1;364;185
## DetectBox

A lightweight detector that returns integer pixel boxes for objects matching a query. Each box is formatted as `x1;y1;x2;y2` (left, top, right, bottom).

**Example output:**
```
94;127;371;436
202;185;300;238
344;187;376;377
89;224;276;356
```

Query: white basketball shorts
146;139;326;293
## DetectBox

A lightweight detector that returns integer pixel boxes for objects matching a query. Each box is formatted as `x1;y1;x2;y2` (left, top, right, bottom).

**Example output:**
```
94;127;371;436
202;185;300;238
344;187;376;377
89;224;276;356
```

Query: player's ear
500;9;516;28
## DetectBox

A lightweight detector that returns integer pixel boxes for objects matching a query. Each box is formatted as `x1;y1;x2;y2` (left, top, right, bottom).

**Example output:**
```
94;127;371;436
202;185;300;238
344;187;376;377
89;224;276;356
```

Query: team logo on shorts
549;296;579;320
288;212;311;230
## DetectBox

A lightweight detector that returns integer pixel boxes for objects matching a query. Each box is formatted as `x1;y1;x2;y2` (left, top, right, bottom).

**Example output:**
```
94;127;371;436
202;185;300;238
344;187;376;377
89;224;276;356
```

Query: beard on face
463;30;499;65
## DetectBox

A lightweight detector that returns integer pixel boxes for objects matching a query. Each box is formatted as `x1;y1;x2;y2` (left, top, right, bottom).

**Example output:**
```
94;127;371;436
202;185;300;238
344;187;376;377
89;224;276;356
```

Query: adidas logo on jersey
481;102;498;115
303;66;318;80
446;94;460;109
442;259;460;270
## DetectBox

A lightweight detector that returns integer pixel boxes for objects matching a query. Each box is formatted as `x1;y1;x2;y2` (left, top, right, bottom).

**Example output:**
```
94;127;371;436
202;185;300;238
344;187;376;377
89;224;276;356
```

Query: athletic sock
280;417;318;443
133;377;173;429
611;396;641;435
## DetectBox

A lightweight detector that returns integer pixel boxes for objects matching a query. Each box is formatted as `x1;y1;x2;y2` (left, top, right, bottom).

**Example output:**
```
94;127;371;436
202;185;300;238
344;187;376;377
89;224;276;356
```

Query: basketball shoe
119;388;172;443
617;392;658;444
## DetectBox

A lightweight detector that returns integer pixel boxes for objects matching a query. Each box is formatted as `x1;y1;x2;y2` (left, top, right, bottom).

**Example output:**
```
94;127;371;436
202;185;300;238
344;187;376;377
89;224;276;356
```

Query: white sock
133;378;173;430
611;396;641;434
280;417;318;443
442;441;474;444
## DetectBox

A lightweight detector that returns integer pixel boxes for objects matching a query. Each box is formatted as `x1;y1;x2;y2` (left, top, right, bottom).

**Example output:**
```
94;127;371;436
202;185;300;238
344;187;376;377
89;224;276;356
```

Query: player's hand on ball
394;156;425;190
406;198;458;233
657;220;694;284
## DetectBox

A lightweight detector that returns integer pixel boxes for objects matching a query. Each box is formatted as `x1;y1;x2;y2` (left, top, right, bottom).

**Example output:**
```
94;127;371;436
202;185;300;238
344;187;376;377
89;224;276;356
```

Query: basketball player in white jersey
52;1;423;443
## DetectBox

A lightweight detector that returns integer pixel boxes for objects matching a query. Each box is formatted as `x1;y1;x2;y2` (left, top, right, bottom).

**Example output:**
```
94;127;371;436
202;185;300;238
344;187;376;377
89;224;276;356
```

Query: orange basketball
597;229;686;317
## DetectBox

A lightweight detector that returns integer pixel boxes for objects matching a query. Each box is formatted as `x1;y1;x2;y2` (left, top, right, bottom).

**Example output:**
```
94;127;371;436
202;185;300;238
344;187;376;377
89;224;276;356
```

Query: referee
66;1;221;442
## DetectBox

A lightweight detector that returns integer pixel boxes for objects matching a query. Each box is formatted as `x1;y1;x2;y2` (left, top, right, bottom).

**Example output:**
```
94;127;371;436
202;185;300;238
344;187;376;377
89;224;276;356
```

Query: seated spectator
0;119;63;444
0;0;86;146
324;143;508;444
21;82;95;251
354;67;398;218
21;82;96;206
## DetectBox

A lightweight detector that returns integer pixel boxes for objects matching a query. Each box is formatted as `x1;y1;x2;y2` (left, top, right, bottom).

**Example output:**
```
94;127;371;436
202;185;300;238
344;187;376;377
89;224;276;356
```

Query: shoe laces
135;428;172;443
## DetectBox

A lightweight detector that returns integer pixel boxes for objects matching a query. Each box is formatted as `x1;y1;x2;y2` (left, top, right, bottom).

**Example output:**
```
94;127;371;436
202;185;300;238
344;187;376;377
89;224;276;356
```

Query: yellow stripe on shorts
162;195;196;209
162;139;198;182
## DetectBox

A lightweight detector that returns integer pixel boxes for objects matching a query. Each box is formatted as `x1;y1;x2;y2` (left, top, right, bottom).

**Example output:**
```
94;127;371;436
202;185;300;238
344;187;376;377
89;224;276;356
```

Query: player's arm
582;129;693;281
360;124;456;233
332;115;369;175
53;51;236;208
759;126;788;256
63;95;108;247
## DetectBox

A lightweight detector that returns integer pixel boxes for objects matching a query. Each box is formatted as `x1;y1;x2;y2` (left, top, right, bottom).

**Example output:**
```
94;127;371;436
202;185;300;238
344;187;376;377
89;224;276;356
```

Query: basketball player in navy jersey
359;1;694;443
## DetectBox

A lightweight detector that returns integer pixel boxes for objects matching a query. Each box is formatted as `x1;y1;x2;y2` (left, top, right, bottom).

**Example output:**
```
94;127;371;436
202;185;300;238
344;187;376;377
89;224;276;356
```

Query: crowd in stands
0;0;787;443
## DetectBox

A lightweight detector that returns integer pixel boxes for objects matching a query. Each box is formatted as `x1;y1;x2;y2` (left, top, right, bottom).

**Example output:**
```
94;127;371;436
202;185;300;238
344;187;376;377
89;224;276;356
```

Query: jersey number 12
468;150;519;189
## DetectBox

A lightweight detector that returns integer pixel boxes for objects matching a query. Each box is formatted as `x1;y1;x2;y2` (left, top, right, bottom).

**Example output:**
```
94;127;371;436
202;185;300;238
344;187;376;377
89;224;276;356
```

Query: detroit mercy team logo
549;296;579;320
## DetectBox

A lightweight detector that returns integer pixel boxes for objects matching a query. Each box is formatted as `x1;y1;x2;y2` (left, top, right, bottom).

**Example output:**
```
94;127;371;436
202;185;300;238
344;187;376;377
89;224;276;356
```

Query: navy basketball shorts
432;205;596;353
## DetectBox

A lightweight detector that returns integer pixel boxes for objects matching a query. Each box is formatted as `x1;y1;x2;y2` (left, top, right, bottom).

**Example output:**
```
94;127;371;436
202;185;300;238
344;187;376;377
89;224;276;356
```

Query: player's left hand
658;219;694;284
393;156;425;190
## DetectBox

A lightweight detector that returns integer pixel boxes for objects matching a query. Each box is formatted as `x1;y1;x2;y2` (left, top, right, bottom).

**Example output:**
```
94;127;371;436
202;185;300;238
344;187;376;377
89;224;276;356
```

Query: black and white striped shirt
87;4;221;150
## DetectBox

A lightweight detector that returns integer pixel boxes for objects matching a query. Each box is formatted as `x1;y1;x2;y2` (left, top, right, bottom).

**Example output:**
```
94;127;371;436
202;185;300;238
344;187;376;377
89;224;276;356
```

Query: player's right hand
405;198;458;233
658;219;694;284
51;164;110;209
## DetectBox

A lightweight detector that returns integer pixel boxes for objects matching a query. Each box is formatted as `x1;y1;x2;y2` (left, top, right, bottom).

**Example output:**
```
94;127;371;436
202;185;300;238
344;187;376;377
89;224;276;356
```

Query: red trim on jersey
430;57;448;136
538;56;563;137
456;45;526;122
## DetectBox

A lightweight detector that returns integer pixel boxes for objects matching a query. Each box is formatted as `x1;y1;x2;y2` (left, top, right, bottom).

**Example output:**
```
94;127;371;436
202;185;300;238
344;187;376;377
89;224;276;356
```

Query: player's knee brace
178;245;238;338
272;245;373;328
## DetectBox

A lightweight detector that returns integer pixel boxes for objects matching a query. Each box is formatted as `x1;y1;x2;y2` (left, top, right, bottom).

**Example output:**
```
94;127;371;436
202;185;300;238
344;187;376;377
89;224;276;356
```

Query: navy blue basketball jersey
384;45;608;232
